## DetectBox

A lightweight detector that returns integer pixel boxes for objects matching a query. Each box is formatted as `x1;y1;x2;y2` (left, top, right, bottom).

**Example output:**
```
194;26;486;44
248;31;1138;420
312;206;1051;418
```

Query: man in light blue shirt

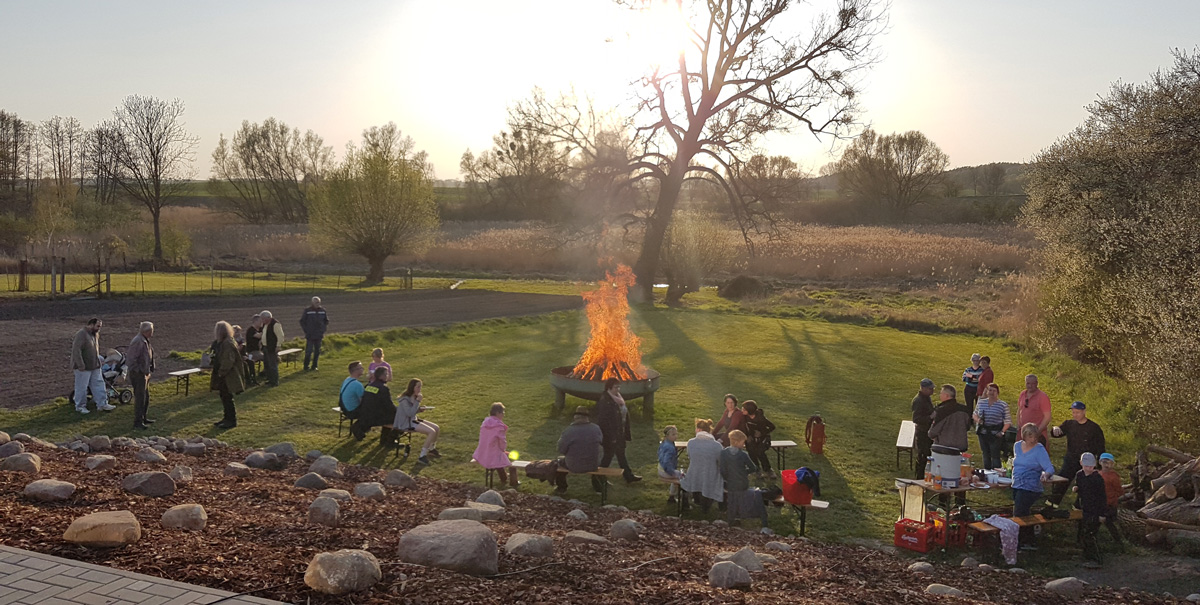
340;361;365;418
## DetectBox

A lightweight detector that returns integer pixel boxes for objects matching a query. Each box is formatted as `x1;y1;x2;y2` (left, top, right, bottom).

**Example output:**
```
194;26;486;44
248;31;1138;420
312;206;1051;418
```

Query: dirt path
0;289;580;409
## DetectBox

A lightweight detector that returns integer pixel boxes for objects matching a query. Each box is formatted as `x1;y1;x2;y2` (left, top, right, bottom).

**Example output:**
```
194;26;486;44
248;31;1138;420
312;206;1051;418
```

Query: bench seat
169;368;204;396
968;508;1082;534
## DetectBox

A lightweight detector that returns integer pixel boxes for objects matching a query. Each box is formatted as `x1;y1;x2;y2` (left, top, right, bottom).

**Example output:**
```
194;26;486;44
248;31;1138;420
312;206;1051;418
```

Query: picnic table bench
658;475;829;534
896;420;916;470
674;439;799;470
168;368;203;396
968;508;1083;534
278;347;303;366
476;460;626;505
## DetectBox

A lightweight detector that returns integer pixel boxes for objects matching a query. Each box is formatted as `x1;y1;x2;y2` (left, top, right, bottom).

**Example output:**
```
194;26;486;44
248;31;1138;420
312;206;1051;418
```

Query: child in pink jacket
473;402;518;488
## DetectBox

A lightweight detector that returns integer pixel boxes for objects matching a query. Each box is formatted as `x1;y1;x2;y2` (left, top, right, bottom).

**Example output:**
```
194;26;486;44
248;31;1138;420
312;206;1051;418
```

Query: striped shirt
974;398;1011;428
962;365;984;388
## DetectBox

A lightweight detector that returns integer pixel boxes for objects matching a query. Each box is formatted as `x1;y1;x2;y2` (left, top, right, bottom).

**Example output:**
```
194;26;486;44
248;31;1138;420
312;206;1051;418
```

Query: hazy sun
621;1;693;69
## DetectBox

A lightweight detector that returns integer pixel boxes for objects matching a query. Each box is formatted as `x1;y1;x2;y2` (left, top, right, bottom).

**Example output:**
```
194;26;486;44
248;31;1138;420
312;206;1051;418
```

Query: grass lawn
0;307;1139;552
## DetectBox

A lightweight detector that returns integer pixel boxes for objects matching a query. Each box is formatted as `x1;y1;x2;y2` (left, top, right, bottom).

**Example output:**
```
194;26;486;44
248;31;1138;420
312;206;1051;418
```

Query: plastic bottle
924;457;934;483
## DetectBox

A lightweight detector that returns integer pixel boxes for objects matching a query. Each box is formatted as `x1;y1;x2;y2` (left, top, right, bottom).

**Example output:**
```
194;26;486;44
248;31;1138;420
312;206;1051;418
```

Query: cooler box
781;470;813;505
894;519;933;553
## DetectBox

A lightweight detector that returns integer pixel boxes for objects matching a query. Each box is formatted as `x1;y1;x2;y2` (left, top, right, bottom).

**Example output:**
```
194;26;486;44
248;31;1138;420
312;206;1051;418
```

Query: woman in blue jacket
1012;422;1055;549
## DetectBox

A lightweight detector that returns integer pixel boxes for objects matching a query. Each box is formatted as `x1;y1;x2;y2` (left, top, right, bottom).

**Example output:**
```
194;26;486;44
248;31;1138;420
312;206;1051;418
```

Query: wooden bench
969;508;1083;534
657;476;829;535
896;420;917;470
169;368;203;396
475;459;530;490
278;348;303;367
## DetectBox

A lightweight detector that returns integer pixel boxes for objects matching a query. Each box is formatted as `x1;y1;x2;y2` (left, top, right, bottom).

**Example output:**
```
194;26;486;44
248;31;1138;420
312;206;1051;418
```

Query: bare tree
460;119;570;220
86;123;123;205
835;128;949;219
209;118;332;224
0;111;38;208
40;116;85;195
100;95;198;262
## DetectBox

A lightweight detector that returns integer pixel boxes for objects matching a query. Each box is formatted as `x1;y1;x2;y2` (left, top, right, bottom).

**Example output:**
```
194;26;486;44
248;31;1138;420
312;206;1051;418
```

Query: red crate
894;519;933;553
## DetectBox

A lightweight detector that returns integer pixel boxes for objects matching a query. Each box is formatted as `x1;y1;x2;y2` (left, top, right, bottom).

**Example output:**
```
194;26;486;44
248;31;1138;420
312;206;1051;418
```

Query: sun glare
629;2;692;68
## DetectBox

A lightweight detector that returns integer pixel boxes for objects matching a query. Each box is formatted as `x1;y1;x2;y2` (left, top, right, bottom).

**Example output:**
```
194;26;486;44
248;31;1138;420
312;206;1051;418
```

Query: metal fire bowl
549;366;660;415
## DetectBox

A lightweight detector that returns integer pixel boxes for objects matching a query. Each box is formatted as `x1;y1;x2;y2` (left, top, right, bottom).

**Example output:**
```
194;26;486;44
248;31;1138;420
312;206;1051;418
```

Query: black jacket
912;392;934;430
300;306;329;340
595;392;631;445
744;410;776;445
1055;419;1106;457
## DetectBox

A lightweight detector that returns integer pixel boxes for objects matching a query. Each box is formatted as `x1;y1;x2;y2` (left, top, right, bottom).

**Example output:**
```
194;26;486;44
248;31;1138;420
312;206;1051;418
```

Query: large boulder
353;482;387;501
1;453;42;474
245;451;285;470
169;465;193;484
475;489;505;507
305;549;381;595
122;472;176;497
397;520;498;576
135;448;168;464
438;507;483;522
85;455;117;471
708;561;751;589
88;435;112;451
0;441;26;458
63;510;141;547
465;501;506;521
23;479;76;502
715;547;764;572
563;530;608;545
1045;577;1087;597
265;442;299;458
384;469;416;489
505;533;553;558
309;497;340;527
610;519;644;541
295;472;329;490
161;504;207;531
309;455;343;478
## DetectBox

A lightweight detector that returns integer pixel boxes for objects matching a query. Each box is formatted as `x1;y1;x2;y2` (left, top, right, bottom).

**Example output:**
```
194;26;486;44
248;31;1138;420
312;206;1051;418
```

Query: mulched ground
0;289;580;410
0;439;1181;604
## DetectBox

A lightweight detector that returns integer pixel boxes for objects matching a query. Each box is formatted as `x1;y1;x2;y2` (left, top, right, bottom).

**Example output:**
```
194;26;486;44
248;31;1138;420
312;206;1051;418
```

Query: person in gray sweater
71;317;114;414
720;430;768;527
555;406;603;494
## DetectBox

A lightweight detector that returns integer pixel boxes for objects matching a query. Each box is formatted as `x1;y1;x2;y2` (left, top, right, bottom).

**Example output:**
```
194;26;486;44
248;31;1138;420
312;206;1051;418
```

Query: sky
2;0;1198;180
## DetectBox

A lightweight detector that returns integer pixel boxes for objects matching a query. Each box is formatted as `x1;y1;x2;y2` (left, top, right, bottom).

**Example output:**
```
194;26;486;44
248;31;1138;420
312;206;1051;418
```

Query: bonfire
571;264;646;381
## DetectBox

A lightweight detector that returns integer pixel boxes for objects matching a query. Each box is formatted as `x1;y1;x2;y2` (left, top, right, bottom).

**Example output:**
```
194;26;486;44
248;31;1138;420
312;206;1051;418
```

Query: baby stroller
98;347;134;405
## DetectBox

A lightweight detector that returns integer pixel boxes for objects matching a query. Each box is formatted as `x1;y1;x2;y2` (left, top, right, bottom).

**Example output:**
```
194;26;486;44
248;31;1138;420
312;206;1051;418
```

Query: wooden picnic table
478;459;626;505
896;475;1070;549
674;439;799;470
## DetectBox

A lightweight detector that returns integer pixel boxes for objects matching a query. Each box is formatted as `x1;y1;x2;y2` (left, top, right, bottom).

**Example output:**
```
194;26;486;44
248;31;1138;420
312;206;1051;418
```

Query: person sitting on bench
721;430;769;528
474;402;519;488
681;418;724;513
742;400;776;475
395;378;441;464
351;366;398;448
340;361;365;421
657;425;689;509
555;406;603;495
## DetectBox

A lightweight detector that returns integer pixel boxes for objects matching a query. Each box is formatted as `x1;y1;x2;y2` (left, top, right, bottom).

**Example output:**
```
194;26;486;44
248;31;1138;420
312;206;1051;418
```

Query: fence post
184;267;188;295
211;260;215;292
251;270;255;295
283;272;287;293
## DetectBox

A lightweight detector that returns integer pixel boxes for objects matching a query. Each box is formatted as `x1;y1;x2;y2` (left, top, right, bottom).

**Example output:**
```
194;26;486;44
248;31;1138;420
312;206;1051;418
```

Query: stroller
97;347;134;405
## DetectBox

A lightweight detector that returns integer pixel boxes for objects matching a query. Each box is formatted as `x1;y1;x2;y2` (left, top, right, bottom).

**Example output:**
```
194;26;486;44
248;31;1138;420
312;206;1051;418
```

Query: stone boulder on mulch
0;441;26;458
318;489;352;502
23;479;76;502
714;547;764;572
475;489;505;507
438;507;483;522
397;519;498;576
465;501;505;520
225;463;252;477
309;455;343;478
122;472;176;497
926;584;965;597
264;442;298;458
169;465;193;484
135;448;167;464
353;482;387;501
0;431;8;445
610;519;644;541
295;472;329;490
161;504;207;531
564;530;608;545
765;541;793;552
505;533;553;558
306;450;323;462
1045;577;1087;597
309;497;340;527
88;435;112;451
1;453;42;474
245;451;285;470
85;455;117;471
305;549;381;595
566;509;588;521
384;469;416;489
709;561;751;589
183;443;206;457
63;510;141;547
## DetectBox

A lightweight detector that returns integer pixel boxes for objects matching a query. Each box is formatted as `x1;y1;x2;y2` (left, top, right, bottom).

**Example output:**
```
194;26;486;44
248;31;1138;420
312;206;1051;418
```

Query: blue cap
1099;453;1115;462
1070;401;1086;410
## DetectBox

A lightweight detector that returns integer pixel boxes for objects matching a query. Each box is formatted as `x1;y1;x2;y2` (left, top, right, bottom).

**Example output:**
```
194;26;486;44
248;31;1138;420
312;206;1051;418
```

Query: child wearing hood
473;402;518;488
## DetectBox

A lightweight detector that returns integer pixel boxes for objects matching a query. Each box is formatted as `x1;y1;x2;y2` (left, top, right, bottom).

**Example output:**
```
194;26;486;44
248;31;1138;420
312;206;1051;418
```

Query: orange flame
571;264;646;381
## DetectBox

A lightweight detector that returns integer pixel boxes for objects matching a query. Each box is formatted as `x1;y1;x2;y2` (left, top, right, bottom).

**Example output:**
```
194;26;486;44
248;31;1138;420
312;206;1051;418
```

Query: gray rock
1045;577;1087;597
1009;568;1027;574
475;489;505;507
505;533;553;557
563;530;608;545
305;549;381;595
12;433;32;443
908;562;934;573
0;441;25;458
121;471;176;497
960;557;979;568
264;442;298;458
183;443;206;457
397;519;498;576
161;504;207;531
169;465;193;484
135;447;167;464
465;501;505;521
63;510;141;547
760;527;775;536
69;441;91;453
245;451;285;470
438;507;484;522
610;519;644;541
318;489;352;502
305;449;323;462
757;554;779;565
601;504;629;512
309;497;340;527
567;499;586;507
309;455;342;478
85;455;117;471
566;509;589;521
295;472;329;490
714;547;763;572
354;482;387;501
1184;593;1199;603
186;435;204;444
708;561;751;589
23;479;76;502
152;444;168;452
224;462;251;477
765;541;793;552
384;469;417;489
0;431;8;444
0;452;41;474
979;564;995;572
88;435;112;451
926;584;965;597
202;438;214;447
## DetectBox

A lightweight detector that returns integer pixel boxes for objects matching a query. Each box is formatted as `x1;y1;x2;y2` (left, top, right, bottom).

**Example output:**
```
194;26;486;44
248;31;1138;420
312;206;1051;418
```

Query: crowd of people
909;353;1122;564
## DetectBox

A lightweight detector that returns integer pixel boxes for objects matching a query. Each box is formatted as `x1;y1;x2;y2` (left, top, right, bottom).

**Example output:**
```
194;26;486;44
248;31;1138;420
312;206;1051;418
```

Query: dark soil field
0;438;1179;604
0;289;580;410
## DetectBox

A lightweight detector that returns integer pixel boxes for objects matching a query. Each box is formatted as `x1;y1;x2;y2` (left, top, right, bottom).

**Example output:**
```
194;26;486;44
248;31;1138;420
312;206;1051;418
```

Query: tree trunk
364;255;386;285
152;209;164;262
1139;498;1200;526
1147;444;1198;464
632;170;686;303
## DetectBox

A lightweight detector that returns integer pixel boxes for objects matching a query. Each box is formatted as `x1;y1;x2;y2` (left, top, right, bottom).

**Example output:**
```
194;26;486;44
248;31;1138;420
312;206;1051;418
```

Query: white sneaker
76;407;90;414
97;403;116;412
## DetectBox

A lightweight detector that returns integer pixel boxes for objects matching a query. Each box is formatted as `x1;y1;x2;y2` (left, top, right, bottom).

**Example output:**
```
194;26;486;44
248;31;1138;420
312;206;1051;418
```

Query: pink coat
473;415;510;469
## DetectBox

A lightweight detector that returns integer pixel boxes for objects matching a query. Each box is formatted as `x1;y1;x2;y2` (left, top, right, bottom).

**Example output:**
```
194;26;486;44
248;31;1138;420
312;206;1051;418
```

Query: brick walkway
0;546;286;605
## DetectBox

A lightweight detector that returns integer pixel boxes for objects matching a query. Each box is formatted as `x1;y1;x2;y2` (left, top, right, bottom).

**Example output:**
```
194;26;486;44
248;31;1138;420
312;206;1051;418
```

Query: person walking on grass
126;321;156;429
209;321;246;429
394;378;441;465
973;382;1011;470
300;296;328;371
595;377;643;490
911;378;936;480
71;318;115;414
259;310;284;386
1047;401;1106;508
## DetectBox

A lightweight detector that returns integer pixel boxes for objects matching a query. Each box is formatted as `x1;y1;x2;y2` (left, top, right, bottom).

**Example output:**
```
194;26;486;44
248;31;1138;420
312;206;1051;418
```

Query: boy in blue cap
1098;452;1125;550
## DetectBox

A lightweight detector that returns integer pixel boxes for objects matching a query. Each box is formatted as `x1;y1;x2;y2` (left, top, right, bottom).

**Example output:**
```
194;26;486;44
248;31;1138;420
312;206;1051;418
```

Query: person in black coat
594;377;643;488
351;366;398;448
741;400;777;474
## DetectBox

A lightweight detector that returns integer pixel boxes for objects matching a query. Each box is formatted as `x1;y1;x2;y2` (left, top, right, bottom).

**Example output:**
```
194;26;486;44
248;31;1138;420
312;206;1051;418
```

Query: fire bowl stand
549;366;661;417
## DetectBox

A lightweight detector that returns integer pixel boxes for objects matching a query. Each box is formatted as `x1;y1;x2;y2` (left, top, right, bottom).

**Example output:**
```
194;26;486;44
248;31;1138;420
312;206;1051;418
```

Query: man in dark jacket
352;366;397;447
911;378;936;479
126;321;156;429
1048;401;1106;507
300;296;329;371
594;378;642;488
259;310;284;386
555;406;604;494
929;384;971;452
